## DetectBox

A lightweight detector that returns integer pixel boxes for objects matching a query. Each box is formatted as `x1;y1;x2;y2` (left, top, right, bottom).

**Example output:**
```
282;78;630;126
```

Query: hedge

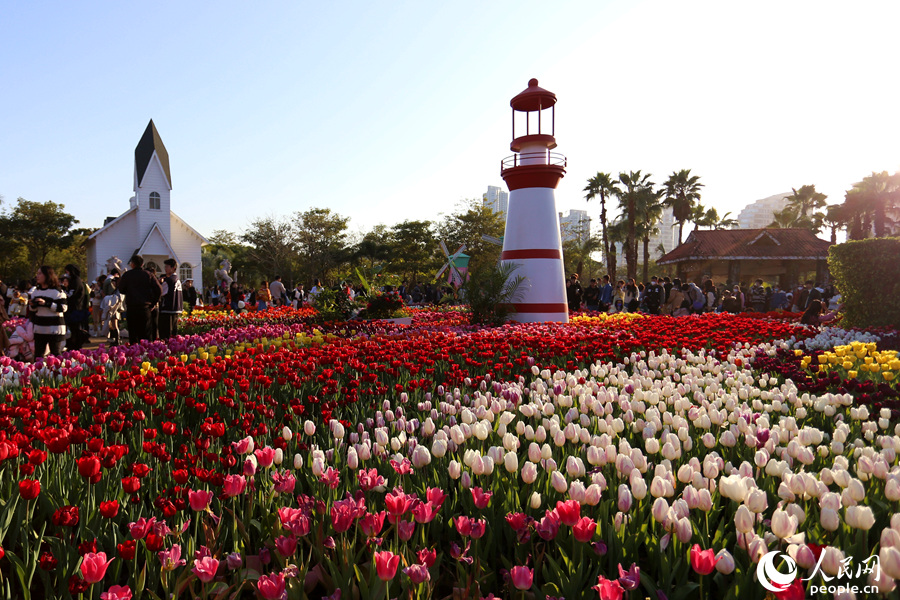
828;237;900;328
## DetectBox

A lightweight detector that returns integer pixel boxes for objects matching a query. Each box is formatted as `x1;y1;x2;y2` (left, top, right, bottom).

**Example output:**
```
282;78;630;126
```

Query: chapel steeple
134;119;171;188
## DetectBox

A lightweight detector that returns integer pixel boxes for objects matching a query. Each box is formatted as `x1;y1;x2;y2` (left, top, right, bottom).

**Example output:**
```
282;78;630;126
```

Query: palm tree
691;204;716;230
605;218;628;281
584;173;621;279
782;185;827;232
616;171;654;280
636;186;664;282
821;204;846;244
843;171;900;238
663;169;704;245
714;211;739;230
768;207;799;229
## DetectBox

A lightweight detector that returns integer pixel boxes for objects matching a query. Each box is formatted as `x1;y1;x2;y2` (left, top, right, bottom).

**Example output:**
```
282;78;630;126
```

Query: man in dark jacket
183;279;198;315
64;264;90;350
644;276;664;315
118;255;162;344
158;258;183;339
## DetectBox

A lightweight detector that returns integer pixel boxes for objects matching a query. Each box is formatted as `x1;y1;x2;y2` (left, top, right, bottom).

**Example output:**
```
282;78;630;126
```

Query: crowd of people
2;259;844;362
566;274;839;325
0;254;199;360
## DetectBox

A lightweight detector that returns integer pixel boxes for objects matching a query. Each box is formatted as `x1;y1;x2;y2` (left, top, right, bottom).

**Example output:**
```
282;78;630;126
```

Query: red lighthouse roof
510;78;557;112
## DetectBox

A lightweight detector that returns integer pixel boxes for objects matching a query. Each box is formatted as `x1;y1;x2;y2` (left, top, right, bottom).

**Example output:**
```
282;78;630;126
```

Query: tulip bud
293;453;303;470
820;507;840;531
617;485;633;512
274;448;283;465
551;471;568;494
304;421;315;436
282;427;292;441
734;505;754;534
652;498;669;523
521;462;538;484
530;492;542;509
715;549;735;574
504;452;518;473
448;460;462;480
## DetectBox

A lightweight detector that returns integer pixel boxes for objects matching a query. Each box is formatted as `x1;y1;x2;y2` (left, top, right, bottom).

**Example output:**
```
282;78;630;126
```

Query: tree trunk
642;236;650;283
608;245;618;282
600;192;611;279
626;199;637;280
677;221;684;245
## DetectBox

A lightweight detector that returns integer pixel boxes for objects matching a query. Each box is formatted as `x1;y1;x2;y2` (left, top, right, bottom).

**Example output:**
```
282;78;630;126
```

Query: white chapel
85;120;207;288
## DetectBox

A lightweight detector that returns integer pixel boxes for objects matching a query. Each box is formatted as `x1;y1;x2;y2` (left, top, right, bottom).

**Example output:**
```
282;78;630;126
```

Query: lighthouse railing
501;151;566;170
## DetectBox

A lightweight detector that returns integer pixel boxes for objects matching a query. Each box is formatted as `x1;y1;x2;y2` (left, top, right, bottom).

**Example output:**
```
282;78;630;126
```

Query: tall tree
663;169;704;245
821;204;846;244
583;172;621;279
293;208;351;285
615;171;654;280
389;220;438;285
605;218;628;282
436;199;505;273
842;171;900;239
636;186;664;283
0;197;79;272
780;184;827;232
241;216;298;283
768;207;799;229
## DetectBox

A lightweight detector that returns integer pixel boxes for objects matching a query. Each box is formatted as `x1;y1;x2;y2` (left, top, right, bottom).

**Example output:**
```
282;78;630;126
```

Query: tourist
118;255;162;344
310;279;323;300
230;282;244;313
749;279;767;312
702;280;718;313
644;277;664;315
583;279;600;312
29;265;68;357
158;258;183;340
257;281;272;311
800;299;837;326
661;278;684;316
292;283;305;308
269;276;287;307
101;287;124;346
770;286;788;311
183;279;198;314
565;274;583;313
90;277;105;336
624;278;639;312
63;264;90;350
598;275;613;312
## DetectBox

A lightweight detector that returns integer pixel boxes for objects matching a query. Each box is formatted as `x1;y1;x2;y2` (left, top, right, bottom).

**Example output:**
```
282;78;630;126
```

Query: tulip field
2;307;900;600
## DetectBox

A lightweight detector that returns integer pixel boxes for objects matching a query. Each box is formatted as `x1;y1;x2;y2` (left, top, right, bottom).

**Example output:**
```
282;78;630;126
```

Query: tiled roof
657;228;832;264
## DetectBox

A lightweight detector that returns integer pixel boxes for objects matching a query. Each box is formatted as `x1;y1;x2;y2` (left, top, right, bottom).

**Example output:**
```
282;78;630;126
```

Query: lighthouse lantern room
499;78;569;323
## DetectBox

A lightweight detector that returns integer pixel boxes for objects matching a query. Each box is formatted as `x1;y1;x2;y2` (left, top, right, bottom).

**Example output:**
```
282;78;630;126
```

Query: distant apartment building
559;209;591;242
737;192;791;229
647;206;677;260
483;185;509;216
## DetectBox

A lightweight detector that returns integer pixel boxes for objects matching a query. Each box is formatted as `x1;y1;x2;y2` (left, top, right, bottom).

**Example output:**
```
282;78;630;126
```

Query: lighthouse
500;79;568;323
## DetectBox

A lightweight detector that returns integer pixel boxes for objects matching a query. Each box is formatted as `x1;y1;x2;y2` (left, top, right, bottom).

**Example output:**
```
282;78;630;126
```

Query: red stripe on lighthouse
500;249;561;260
507;303;569;313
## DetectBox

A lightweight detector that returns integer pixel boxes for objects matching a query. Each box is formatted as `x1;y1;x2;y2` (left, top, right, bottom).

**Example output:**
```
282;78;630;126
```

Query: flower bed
0;309;898;598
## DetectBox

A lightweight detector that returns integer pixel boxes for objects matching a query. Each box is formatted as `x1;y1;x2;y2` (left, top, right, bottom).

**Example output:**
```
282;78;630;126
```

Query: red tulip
19;479;40;500
774;579;805;600
573;516;597;542
510;565;533;590
192;556;219;583
257;573;286;599
80;552;114;584
188;489;214;511
121;477;140;494
417;547;437;568
100;584;133;600
470;487;492;509
77;456;101;479
374;550;400;581
592;575;624;600
555;500;581;526
690;544;720;575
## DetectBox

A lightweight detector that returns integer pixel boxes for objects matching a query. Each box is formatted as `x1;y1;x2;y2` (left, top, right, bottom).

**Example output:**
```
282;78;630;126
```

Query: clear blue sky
2;1;898;241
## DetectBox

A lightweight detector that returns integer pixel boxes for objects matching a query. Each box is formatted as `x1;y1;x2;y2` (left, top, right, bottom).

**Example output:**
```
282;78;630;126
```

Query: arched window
149;192;161;210
179;264;193;282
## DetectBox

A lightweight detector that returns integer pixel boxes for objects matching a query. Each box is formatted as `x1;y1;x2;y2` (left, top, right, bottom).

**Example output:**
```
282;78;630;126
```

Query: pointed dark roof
135;120;171;187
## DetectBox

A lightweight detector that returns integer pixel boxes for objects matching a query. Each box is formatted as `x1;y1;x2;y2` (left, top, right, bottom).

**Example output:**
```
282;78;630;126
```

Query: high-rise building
647;206;677;259
483;185;509;216
737;193;791;229
559;209;591;242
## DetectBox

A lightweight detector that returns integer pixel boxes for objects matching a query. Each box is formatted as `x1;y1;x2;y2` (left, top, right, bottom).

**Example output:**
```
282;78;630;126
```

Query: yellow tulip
848;371;858;379
885;372;896;382
842;361;854;370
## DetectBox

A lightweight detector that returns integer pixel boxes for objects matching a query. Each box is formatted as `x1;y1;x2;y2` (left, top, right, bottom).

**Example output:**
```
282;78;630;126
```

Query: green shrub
828;237;900;328
462;261;525;326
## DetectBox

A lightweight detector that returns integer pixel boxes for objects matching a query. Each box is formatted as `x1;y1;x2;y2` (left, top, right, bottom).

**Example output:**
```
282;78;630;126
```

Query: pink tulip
573;516;597;542
690;544;720;575
555;500;581;526
470;487;493;509
158;545;186;572
510;566;533;590
417;547;437;568
404;563;431;584
272;471;296;494
374;551;400;581
81;551;114;584
617;563;640;591
128;517;156;540
232;436;253;454
357;468;386;491
192;556;220;582
257;573;287;600
188;489;214;511
412;501;439;524
331;499;356;533
359;511;386;537
593;575;624;600
222;474;246;497
399;520;416;541
384;490;415;521
100;585;133;600
254;446;276;468
425;487;448;508
535;514;559;541
275;535;297;557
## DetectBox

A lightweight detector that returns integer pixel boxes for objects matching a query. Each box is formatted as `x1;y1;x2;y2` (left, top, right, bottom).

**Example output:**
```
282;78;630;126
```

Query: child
8;320;35;362
102;291;124;346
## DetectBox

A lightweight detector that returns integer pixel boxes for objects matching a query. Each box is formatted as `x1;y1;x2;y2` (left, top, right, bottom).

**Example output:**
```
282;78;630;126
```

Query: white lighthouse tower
500;79;568;323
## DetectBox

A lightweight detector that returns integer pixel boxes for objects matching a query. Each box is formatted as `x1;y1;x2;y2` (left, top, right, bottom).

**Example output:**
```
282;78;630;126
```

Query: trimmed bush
828;237;900;328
